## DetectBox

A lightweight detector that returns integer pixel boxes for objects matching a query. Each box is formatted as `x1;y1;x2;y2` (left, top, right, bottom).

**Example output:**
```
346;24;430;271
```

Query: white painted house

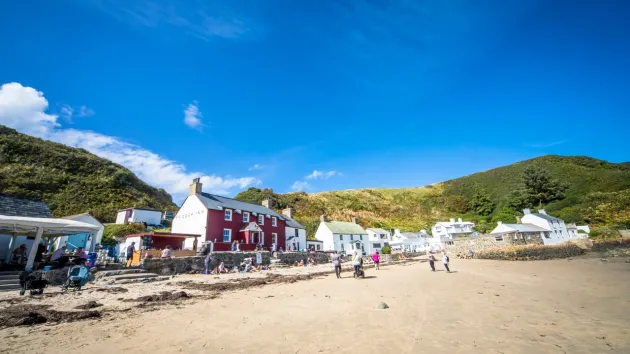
490;221;550;240
55;212;104;252
390;229;429;252
365;228;391;254
431;218;475;239
115;207;163;226
315;217;368;254
282;208;307;252
498;209;588;245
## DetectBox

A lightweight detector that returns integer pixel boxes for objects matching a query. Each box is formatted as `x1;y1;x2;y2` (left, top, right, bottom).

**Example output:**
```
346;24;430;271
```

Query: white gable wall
314;223;334;251
171;196;208;249
115;211;127;224
285;227;307;251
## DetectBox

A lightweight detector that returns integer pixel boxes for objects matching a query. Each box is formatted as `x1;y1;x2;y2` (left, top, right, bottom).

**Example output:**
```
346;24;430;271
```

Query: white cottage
115;207;163;226
365;228;391;254
493;209;588;245
390;229;430;252
315;217;368;254
282;207;307;252
431;218;475;239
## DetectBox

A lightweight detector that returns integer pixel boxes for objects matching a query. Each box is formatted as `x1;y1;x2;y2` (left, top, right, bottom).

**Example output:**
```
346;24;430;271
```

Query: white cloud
291;181;310;192
249;164;264;171
0;82;260;199
305;170;341;180
527;140;568;148
183;101;204;130
59;104;95;120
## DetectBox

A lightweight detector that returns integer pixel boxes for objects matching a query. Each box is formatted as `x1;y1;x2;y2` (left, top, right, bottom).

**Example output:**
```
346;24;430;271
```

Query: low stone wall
445;233;544;255
278;252;330;265
475;243;585;261
143;252;272;275
591;239;630;251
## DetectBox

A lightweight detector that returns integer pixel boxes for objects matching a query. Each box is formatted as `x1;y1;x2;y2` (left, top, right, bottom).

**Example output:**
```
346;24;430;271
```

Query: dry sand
1;256;629;353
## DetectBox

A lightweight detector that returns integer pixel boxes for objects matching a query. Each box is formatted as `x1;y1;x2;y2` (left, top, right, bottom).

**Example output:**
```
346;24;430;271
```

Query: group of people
427;251;451;273
328;250;381;279
10;242;87;268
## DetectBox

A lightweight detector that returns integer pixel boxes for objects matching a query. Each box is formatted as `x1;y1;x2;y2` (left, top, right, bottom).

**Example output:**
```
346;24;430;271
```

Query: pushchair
61;265;89;292
19;271;48;296
354;259;365;279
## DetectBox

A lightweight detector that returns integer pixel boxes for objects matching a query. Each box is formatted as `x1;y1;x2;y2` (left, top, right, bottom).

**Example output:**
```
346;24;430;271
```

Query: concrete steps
0;271;21;292
94;268;168;286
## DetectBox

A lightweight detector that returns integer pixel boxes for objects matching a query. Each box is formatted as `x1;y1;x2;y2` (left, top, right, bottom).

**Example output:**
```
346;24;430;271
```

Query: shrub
381;245;392;254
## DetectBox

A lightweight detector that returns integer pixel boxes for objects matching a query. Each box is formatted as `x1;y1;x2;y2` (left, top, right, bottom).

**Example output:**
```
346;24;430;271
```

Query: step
0;275;20;281
0;279;20;286
94;268;147;279
109;273;159;281
0;284;22;292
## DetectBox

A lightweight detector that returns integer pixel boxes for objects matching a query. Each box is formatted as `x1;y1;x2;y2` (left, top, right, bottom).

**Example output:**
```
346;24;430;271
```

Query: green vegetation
236;155;630;236
102;223;146;246
0;125;177;222
381;244;392;254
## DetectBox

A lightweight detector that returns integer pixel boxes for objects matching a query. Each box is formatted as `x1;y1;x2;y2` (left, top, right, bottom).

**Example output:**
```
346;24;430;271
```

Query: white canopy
0;214;100;270
0;214;100;234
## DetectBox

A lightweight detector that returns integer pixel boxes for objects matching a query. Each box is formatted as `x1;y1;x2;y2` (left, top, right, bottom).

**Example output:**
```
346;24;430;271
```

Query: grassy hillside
235;156;630;237
0;125;178;222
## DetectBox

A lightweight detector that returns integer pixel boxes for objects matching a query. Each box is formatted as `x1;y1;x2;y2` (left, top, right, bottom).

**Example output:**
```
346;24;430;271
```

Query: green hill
0;125;177;222
235;155;630;237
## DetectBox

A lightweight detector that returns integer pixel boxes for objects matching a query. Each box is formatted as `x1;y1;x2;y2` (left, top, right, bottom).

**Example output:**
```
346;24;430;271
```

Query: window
373;243;382;248
243;212;249;223
271;233;277;245
258;215;264;225
494;236;504;242
339;235;344;241
272;217;277;227
224;209;232;221
360;235;363;240
350;235;354;241
223;229;232;242
380;234;387;239
317;245;321;250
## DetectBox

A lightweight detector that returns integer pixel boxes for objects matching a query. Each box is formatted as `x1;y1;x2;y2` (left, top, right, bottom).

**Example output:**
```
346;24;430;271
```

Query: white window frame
223;228;232;242
243;212;250;223
224;209;232;221
258;214;265;225
272;217;277;227
271;233;277;245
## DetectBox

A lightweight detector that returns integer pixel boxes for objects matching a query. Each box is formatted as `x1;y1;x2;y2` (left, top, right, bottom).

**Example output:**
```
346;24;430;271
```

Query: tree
469;186;494;216
444;195;469;213
505;189;533;211
523;166;567;207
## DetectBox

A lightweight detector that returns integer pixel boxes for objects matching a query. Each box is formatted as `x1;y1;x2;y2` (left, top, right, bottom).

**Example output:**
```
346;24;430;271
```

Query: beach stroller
19;271;48;296
61;265;89;292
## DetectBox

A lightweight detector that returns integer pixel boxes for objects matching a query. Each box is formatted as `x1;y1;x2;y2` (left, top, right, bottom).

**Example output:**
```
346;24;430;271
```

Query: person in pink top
372;251;380;270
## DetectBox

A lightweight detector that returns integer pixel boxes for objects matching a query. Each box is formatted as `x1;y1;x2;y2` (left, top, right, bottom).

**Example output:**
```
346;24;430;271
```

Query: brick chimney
189;178;202;196
352;217;359;224
320;214;327;222
282;208;294;219
516;216;522;224
262;199;272;209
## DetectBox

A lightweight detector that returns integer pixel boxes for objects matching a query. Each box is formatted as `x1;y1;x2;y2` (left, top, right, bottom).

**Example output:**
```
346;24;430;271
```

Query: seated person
308;257;316;266
12;244;27;265
161;245;173;259
50;245;66;263
298;259;305;267
217;261;227;274
73;247;88;265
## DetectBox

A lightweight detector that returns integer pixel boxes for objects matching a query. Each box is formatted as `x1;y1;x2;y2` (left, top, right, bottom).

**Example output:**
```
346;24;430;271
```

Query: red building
172;179;297;252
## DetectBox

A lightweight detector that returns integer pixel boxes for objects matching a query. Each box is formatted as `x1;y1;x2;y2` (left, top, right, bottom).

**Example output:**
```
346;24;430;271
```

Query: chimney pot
189;178;202;196
282;208;294;219
320;214;327;222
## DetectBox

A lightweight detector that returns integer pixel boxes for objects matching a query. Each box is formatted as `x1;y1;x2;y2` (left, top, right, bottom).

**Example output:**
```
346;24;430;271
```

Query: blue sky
0;0;628;202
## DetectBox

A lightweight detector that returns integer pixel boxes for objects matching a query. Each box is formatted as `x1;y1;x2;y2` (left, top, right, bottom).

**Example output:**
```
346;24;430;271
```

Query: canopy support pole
25;226;44;271
5;232;17;262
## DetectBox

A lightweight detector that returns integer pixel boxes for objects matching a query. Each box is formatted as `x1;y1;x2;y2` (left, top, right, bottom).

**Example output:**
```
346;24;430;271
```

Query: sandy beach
1;256;629;353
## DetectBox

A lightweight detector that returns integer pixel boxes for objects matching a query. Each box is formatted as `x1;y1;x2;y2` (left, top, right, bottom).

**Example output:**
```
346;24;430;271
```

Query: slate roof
0;194;52;218
196;193;305;229
532;213;563;222
323;221;367;235
499;223;549;233
366;228;390;235
401;232;426;239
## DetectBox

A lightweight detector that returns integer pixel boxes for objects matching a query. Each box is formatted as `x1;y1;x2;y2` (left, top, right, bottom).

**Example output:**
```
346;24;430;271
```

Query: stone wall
143;252;272;275
278;252;331;265
475;243;585;261
445;233;544;255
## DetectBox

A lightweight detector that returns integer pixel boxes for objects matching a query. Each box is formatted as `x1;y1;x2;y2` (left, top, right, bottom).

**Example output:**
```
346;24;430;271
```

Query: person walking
372;251;380;270
331;251;342;278
442;251;450;273
126;242;135;267
428;253;436;272
352;250;362;278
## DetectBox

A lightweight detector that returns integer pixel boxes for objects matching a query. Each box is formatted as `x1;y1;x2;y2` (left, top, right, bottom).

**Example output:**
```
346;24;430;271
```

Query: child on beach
372;251;380;270
428;253;436;272
442;252;450;273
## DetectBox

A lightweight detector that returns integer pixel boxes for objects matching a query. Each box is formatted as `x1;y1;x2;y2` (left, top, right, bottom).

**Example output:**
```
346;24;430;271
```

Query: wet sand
1;257;629;353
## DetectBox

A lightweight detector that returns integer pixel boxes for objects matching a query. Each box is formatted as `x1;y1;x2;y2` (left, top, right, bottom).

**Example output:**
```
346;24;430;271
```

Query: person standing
331;251;342;278
236;240;241;252
428;253;436;272
468;249;474;259
161;245;173;259
372;251;380;270
442;251;450;273
231;240;236;252
126;242;135;267
203;252;212;274
352;251;362;278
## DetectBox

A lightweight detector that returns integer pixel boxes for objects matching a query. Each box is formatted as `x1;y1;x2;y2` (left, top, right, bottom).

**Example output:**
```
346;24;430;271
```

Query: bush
102;223;146;246
381;245;392;254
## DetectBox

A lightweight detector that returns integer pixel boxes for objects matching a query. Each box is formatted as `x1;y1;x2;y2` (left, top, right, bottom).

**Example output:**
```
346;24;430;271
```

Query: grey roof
532;213;562;222
0;194;52;218
401;232;425;238
196;193;305;229
366;228;390;234
500;223;549;233
323;221;368;235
